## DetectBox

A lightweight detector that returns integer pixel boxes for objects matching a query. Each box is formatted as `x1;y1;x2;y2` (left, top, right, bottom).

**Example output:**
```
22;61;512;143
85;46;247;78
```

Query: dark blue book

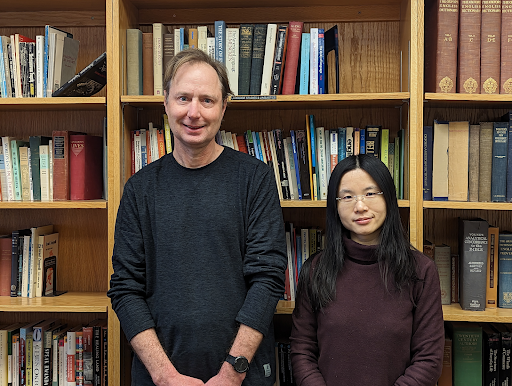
491;122;508;202
249;24;267;95
499;232;512;308
423;126;433;201
290;130;303;200
359;128;366;154
317;28;325;94
502;111;512;202
338;127;346;161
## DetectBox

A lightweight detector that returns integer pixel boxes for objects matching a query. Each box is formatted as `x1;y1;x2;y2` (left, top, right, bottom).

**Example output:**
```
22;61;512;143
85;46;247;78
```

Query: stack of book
125;21;340;97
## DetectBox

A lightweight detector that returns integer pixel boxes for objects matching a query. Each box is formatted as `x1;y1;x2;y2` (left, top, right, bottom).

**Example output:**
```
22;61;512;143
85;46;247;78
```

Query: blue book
290;130;303;200
43;26;72;98
295;235;303;279
317;28;325;94
359;128;366;155
503;111;512;202
499;232;512;308
214;21;226;64
0;38;7;97
179;28;185;51
252;131;262;161
29;136;51;201
338;127;346;161
491;122;508;202
423;126;433;201
299;33;310;95
309;115;318;199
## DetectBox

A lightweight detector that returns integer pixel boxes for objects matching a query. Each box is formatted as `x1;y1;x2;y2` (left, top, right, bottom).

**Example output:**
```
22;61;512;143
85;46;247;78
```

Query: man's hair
163;48;233;101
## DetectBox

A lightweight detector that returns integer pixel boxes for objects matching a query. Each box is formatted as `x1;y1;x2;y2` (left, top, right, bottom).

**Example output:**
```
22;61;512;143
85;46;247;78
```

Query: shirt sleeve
107;179;156;342
235;165;288;336
394;255;445;386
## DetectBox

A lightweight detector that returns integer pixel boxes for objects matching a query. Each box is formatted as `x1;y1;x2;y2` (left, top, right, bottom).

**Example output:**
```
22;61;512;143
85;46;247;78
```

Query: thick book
499;232;512;308
503;111;512;201
447;121;469;201
324;24;340;94
481;0;502;94
494;323;512;386
52;130;72;200
468;124;480;202
126;29;143;95
270;25;288;95
491;122;508;202
225;27;239;96
432;120;449;200
424;0;459;92
52;52;106;97
487;226;499;308
0;236;11;297
32;319;59;386
458;0;481;93
434;243;451;305
69;135;103;200
260;24;277;96
501;1;512;93
479;122;494;201
423;125;433;200
44;26;72;98
451;322;483;386
142;32;153;96
281;22;303;95
249;24;267;95
365;126;381;159
238;24;254;96
458;218;489;311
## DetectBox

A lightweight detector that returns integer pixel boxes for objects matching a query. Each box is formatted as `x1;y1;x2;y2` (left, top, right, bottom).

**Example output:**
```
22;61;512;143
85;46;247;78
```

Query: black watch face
234;356;249;373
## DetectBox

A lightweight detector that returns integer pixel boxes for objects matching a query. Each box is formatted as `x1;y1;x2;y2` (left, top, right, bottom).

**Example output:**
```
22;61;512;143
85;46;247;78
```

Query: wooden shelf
276;300;295;314
0;97;107;111
0;200;107;209
424;93;512;108
443;304;512;323
281;199;410;208
423;201;512;211
0;292;109;313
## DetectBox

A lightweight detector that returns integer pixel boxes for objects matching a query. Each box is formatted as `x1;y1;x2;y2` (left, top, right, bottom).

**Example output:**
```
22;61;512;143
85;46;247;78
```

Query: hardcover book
423;125;433;201
0;236;11;297
451;322;483;386
270;25;288;95
479;122;494;202
458;0;481;93
126;29;142;95
214;20;226;65
434;243;451;304
432;120;449;200
492;323;512;385
249;24;267;95
482;324;500;386
458;218;489;311
499;232;512;308
281;22;303;95
468;124;480;202
487;226;499;308
324;24;339;94
69;135;103;200
447;121;469;201
438;338;452;386
481;0;502;94
152;23;164;96
238;24;254;96
260;24;277;96
501;0;512;93
142;32;153;96
491;122;508;202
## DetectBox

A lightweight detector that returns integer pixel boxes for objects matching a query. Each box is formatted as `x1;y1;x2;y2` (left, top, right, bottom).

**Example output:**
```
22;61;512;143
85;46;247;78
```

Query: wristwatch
225;354;250;373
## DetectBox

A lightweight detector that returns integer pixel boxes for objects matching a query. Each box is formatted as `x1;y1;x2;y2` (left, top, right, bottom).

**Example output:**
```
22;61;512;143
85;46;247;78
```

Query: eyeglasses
336;191;384;204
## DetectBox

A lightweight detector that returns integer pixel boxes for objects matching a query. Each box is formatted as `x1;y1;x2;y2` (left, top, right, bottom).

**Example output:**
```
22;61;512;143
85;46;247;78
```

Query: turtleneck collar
343;235;379;264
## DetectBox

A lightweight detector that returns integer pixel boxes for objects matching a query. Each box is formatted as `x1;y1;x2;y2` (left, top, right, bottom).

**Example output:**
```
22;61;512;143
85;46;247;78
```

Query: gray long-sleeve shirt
108;147;287;385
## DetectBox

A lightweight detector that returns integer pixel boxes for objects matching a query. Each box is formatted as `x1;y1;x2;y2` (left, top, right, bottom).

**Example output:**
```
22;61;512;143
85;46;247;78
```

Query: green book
451;322;483;386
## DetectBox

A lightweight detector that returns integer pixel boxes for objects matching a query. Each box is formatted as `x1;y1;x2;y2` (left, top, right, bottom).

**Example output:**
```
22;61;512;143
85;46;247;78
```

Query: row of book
0;225;60;299
126;21;339;97
0;128;106;202
0;26;80;98
425;218;512;311
0;318;107;386
441;321;512;386
425;0;512;94
423;112;512;202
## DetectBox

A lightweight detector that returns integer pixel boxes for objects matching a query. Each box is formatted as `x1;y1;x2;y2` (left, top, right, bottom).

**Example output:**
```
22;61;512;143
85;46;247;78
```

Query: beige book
152;23;164;96
478;122;493;202
468;124;480;202
432;121;449;200
448;121;469;201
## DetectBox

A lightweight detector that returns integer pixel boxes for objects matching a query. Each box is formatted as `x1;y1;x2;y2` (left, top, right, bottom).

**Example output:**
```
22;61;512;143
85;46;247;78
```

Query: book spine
299;33;310;95
260;24;277;96
282;22;303;95
447;121;470;201
507;117;512;202
0;39;7;97
468;124;480;202
270;25;288;95
309;29;319;95
249;24;267;95
126;29;143;96
458;0;482;93
317;28;325;94
316;126;327;200
273;129;291;200
481;0;502;94
142;32;153;96
225;28;239;96
491;122;508;202
502;0;512;92
152;24;163;96
214;21;226;64
295;130;311;200
290;131;303;199
499;234;512;307
238;24;254;96
52;131;69;200
486;227;499;308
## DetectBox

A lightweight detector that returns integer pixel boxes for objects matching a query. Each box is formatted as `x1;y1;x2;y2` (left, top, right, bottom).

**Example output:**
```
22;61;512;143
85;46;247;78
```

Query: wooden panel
0;201;107;209
0;209;108;292
0;98;106;111
423;106;512;126
131;0;404;8
0;12;106;27
0;1;105;12
282;207;327;230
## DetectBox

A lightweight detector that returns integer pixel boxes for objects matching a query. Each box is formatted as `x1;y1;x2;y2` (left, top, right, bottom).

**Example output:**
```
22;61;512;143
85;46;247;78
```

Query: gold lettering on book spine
439;77;454;92
503;79;512;93
463;77;478;93
483;77;498;93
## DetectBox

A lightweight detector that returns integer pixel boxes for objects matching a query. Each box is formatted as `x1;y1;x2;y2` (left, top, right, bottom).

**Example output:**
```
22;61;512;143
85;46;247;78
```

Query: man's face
164;61;226;153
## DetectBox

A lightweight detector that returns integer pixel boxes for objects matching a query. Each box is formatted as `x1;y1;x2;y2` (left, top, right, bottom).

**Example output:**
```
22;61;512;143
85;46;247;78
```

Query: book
309;28;319;95
282;22;303;95
479;122;494;202
198;26;208;53
39;232;59;297
432;120;449;200
142;32;153;96
20;320;45;385
458;0;481;93
295;130;311;200
423;125;433;201
39;144;50;201
365;126;381;159
487;226;499;308
126;29;143;96
52;52;106;97
316;126;327;200
0;235;11;296
66;326;83;386
493;323;512;386
44;26;72;97
152;23;164;96
52;130;72;200
448;121;469;201
499;232;512;308
30;224;53;299
482;324;500;386
468;124;480;202
29;136;51;202
249;24;267;95
438;337;453;386
69;135;103;200
273;129;291;200
44;323;66;386
502;0;512;93
451;322;483;386
32;319;59;386
458;218;489;311
225;27;239;96
434;243;451;305
317;28;325;94
52;35;79;92
324;24;339;94
238;24;254;96
424;0;459;92
491;122;508;202
270;25;288;95
260;24;277;96
299;33;310;95
214;20;226;64
481;0;502;94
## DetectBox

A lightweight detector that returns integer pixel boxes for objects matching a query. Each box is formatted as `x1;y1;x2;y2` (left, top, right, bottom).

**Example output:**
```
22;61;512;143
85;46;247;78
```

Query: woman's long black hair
297;154;418;312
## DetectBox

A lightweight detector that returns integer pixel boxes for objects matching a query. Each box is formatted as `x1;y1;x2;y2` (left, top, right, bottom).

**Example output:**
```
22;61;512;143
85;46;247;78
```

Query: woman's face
336;168;387;245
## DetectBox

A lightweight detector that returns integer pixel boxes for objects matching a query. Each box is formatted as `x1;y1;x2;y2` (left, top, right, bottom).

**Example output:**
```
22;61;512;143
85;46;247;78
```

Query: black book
365;126;381;159
295;129;311;200
52;52;106;97
238;24;254;95
270;25;288;95
249;24;267;95
492;324;512;386
273;129;291;199
482;323;500;386
324;24;339;94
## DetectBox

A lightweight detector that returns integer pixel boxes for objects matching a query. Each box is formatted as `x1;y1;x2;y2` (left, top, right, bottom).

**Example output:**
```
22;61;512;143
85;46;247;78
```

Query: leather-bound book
501;0;512;93
458;0;481;93
481;0;501;94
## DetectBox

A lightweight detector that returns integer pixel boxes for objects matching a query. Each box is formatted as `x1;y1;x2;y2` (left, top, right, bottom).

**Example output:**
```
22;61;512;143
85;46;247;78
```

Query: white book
36;36;44;97
174;28;181;56
2;137;14;201
283;137;295;200
22;234;31;297
330;130;338;173
66;330;77;386
27;148;34;201
152;23;164;95
316;126;327;200
198;26;208;53
207;37;216;59
46;33;57;97
59;335;65;386
29;224;53;298
39;145;50;201
134;131;142;173
0;144;7;199
309;28;319;95
260;24;277;95
48;139;53;200
53;36;79;92
13;34;24;98
9;35;20;98
0;327;6;384
225;27;239;95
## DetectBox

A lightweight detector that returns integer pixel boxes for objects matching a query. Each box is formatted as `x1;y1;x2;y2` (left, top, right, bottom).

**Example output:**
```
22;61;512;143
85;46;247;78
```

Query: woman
290;154;444;386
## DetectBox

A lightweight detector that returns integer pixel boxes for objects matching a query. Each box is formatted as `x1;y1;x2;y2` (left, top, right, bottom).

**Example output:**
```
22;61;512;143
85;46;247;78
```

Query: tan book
432;120;449;200
448;121;469;201
481;0;502;94
486;226;499;308
18;145;30;202
188;28;198;49
142;32;153;96
501;0;512;92
152;23;164;96
423;239;435;260
478;122;493;201
126;29;142;95
458;0;481;93
425;0;459;92
437;338;453;386
468;124;480;202
435;244;451;305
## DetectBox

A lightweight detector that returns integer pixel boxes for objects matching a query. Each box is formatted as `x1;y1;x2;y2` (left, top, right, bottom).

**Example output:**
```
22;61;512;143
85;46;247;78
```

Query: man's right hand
155;373;205;386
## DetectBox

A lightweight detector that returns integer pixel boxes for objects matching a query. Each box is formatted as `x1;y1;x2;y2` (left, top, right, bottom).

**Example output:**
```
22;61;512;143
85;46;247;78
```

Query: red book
236;135;248;154
52;130;82;200
457;0;481;93
69;135;103;200
481;0;501;94
142;32;154;96
281;21;303;95
501;0;512;93
0;236;11;296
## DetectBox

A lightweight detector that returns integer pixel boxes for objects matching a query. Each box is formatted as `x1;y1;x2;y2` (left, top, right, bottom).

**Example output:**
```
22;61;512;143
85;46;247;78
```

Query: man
108;48;287;386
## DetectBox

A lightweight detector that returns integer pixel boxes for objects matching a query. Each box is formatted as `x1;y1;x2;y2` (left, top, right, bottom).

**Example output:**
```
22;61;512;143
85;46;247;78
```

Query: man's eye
204;98;212;104
178;96;187;102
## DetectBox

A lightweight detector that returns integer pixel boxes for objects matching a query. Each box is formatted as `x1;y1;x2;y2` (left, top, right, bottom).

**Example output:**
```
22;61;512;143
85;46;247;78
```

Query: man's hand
162;373;205;386
204;362;245;386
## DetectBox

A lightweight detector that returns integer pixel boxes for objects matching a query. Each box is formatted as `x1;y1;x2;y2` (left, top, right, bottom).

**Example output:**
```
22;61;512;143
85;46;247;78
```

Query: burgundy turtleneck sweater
290;237;444;386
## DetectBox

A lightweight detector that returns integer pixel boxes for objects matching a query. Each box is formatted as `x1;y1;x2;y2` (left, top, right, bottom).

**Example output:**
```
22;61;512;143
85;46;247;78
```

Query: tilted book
481;0;502;94
458;0;481;93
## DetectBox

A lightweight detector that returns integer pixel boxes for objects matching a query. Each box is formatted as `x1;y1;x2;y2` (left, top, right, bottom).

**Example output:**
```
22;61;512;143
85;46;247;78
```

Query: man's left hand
204;362;246;386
